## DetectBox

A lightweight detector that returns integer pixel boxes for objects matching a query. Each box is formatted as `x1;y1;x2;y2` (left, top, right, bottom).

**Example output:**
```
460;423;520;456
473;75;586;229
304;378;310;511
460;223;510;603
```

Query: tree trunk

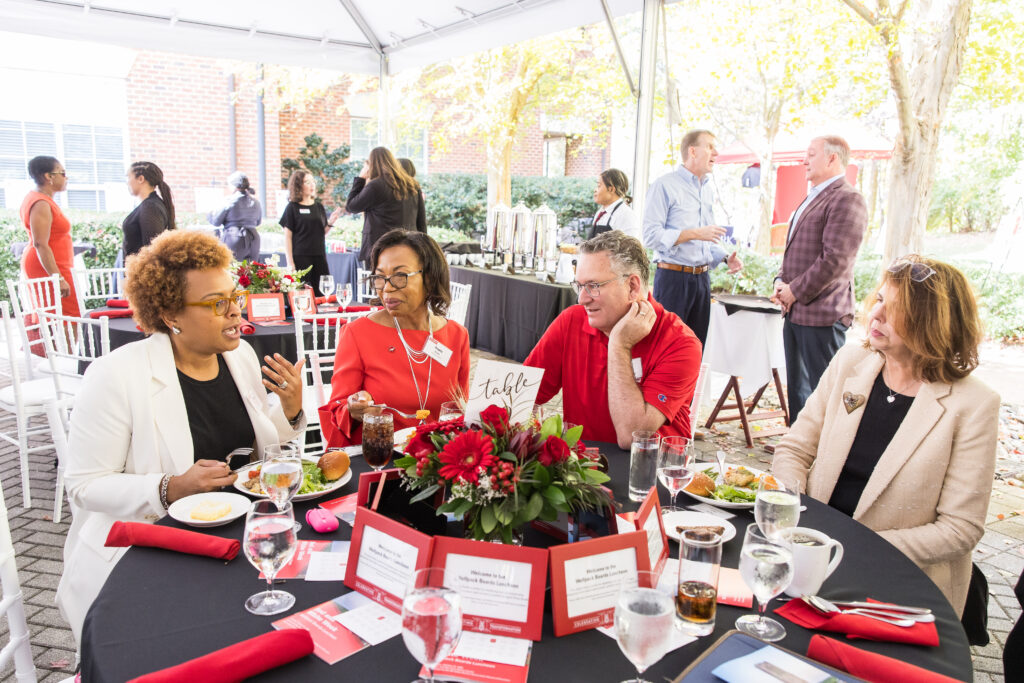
864;160;879;234
754;157;776;254
486;139;513;208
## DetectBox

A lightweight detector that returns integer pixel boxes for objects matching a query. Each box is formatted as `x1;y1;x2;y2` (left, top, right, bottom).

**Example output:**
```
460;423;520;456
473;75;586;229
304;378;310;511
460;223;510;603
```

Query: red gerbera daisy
438;430;497;483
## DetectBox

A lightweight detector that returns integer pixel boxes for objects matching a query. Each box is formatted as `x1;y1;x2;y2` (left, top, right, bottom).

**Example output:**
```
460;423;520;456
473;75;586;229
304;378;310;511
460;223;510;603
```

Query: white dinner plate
680;464;769;510
663;510;737;543
394;426;417;449
233;455;353;501
167;492;250;528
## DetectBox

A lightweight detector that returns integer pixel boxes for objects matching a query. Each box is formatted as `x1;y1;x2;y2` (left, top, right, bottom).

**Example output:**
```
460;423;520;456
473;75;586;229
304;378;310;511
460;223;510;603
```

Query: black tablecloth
259;251;360;296
102;317;306;363
449;265;576;362
81;442;971;682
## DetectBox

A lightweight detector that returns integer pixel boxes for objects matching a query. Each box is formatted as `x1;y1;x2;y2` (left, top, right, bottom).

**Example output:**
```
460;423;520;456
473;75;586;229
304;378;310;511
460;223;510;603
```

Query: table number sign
548;530;650;636
464;358;544;425
246;292;285;322
431;536;548;641
344;507;434;612
635;487;669;579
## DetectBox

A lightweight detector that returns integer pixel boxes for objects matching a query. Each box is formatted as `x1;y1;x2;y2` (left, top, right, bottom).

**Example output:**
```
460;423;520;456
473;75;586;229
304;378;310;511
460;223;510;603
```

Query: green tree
281;134;362;209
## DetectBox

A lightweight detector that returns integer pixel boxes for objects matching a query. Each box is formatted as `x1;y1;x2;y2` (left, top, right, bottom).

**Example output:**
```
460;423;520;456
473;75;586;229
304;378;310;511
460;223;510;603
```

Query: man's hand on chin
609;300;656;351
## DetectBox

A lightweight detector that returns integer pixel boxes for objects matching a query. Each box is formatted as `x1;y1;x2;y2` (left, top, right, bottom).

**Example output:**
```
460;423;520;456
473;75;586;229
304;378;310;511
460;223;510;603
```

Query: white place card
332;600;403;646
464;358;544;425
305;549;349;581
452;632;532;667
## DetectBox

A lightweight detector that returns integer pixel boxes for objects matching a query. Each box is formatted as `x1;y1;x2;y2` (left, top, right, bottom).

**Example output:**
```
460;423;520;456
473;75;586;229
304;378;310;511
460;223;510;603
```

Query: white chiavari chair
0;479;38;682
293;312;348;456
448;282;472;328
72;266;125;311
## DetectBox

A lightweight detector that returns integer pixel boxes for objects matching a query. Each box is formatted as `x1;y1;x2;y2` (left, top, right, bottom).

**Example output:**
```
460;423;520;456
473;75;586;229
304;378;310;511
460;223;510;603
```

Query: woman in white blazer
772;256;999;615
57;231;306;645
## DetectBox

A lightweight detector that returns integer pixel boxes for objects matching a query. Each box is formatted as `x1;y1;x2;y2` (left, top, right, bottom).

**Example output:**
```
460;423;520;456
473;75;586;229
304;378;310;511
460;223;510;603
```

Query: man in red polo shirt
525;230;702;449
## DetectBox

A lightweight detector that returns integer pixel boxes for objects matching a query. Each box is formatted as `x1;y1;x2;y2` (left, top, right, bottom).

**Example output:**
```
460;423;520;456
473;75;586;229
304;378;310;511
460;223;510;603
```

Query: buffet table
80;443;972;682
448;265;576;362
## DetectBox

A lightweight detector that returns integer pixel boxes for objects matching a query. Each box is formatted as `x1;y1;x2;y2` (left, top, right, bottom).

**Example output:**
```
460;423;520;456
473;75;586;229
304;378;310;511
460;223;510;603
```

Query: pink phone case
305;507;340;533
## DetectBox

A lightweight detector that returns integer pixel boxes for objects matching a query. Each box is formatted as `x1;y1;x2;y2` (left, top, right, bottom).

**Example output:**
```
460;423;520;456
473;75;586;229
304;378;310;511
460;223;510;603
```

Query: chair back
356;269;375;303
294;313;347;455
448;282;472;327
0;302;30;408
36;309;110;397
72;266;125;311
5;275;61;374
0;479;39;681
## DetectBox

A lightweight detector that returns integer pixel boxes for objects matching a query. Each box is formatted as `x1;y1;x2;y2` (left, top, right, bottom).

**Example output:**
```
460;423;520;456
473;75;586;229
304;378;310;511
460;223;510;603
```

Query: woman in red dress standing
20;156;80;315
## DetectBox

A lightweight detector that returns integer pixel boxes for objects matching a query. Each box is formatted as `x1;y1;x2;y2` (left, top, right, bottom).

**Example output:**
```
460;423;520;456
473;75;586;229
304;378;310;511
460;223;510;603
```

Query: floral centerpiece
394;406;612;544
231;257;311;294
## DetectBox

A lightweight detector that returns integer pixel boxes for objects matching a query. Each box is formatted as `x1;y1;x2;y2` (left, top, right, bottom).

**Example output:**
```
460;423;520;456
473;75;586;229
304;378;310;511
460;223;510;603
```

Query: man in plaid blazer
771;136;867;420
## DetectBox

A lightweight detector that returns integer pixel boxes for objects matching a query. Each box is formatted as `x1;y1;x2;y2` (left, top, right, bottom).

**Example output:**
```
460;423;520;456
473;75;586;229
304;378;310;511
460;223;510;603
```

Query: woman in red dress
319;230;470;447
20;156;80;315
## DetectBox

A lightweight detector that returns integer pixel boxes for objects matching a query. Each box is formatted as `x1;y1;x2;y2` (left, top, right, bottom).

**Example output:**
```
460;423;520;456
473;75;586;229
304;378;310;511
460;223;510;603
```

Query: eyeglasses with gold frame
185;290;249;316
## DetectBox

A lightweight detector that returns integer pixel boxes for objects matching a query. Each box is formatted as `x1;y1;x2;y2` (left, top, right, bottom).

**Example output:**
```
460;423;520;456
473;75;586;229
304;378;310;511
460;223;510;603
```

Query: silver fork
370;403;424;420
226;447;255;472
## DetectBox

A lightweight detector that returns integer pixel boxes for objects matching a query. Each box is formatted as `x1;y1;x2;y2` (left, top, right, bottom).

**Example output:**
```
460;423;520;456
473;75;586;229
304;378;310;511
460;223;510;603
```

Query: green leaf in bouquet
583;468;611;485
542;485;566;505
564;424;583;447
495;498;516;525
525;491;544;521
394;456;416;468
409;483;440;504
532;463;551;488
540;414;562;439
481;504;498;533
498;450;517;462
538;504;559;521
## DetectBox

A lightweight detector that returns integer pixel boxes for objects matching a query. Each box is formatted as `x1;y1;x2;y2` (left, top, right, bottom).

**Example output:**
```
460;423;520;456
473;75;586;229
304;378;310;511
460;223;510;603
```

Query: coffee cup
781;527;843;598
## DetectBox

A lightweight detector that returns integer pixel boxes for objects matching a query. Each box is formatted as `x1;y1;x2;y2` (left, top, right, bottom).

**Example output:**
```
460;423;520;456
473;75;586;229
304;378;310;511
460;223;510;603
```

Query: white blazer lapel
854;379;950;518
147;334;195;474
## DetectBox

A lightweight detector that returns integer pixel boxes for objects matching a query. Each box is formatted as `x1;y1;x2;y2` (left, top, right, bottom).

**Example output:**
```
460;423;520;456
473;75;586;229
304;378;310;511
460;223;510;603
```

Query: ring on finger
278;380;288;390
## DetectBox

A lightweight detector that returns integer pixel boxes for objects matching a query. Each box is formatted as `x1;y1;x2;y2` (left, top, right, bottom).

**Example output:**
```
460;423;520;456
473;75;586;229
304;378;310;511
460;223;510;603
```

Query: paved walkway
1;349;1021;681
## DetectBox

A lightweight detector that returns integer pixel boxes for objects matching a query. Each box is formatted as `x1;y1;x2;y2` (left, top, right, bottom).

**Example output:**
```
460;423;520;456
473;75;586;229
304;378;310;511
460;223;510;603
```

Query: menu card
424;633;532;683
634;488;668;578
548;530;650;636
344;507;434;612
271;592;379;664
464;358;544;425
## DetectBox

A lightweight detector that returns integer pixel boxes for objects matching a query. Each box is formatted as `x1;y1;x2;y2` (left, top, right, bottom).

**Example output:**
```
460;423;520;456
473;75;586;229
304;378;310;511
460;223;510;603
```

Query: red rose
404;432;436;460
479;405;509;436
283;274;294;281
238;274;251;286
438;430;497;483
538;435;570;466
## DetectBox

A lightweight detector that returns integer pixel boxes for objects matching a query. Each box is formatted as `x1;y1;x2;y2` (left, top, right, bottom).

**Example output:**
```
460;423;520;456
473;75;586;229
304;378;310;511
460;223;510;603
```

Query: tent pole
257;64;267;220
631;0;659;220
600;0;637;98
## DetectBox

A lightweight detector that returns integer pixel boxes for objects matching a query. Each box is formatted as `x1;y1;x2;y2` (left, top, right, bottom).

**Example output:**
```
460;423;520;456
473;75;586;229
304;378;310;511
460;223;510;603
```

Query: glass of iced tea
362;411;394;471
676;529;722;636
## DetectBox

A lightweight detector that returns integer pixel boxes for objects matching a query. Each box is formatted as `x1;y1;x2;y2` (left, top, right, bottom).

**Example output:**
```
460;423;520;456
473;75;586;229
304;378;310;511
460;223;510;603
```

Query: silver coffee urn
486;203;510;267
510;202;533;270
531;204;558;274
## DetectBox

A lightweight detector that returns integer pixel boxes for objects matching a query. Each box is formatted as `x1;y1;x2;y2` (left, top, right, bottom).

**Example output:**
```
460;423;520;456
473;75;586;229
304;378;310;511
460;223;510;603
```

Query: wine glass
656;436;694;514
319;274;335;301
615;576;675;683
340;283;353;311
735;523;794;642
438;401;463;421
242;500;297;615
401;567;462;683
261;443;303;530
754;474;800;541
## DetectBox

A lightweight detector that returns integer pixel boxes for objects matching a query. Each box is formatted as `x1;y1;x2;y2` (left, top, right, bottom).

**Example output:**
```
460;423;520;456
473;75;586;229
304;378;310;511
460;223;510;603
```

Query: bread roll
318;450;351;481
684;471;716;497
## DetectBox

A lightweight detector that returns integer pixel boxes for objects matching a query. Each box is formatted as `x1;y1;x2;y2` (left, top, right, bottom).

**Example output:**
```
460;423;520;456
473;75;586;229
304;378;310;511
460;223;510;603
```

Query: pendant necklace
394;312;433;412
883;366;916;404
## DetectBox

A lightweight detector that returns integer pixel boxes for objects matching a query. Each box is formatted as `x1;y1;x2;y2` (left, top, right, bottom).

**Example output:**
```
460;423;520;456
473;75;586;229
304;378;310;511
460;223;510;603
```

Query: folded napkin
240;321;256;335
776;598;939;646
336;304;372;312
89;308;134;319
106;298;130;308
807;635;961;683
314;295;337;304
310;316;348;326
126;629;314;683
105;521;240;560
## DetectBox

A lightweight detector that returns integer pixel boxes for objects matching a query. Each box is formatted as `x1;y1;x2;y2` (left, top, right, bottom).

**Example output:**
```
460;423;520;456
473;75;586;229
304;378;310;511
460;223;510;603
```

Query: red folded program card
634;488;669;579
430;536;548;641
344;507;435;612
548;530;651;637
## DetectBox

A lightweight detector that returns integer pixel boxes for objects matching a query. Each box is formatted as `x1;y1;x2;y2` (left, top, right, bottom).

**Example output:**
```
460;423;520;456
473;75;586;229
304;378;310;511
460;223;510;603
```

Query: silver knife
829;600;931;615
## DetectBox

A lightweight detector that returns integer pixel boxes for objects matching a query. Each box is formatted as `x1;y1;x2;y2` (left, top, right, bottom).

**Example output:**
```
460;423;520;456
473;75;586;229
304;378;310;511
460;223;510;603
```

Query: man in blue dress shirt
642;129;742;348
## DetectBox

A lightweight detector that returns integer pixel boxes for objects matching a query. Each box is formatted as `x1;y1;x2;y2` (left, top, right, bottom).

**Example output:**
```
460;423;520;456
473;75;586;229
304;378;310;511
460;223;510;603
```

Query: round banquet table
80;443;972;682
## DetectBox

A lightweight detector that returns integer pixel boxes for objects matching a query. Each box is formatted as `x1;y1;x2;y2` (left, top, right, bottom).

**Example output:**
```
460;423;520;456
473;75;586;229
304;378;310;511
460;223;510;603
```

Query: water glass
439;401;463;421
735;523;794;642
319;274;335;299
401;567;463;683
676;529;722;636
242;500;297;615
754;474;801;541
615;577;675;683
628;431;660;502
340;283;353;310
656;436;693;513
260;443;302;511
363;412;394;470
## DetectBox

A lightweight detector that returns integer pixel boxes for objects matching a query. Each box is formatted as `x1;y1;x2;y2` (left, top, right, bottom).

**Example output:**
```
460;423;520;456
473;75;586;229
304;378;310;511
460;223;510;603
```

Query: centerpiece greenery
231;258;311;294
394;406;612;544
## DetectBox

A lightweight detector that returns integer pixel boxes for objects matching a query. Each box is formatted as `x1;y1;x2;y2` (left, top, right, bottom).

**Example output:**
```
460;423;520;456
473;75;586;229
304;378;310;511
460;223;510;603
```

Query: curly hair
125;230;232;333
287;170;311;203
370;229;451;317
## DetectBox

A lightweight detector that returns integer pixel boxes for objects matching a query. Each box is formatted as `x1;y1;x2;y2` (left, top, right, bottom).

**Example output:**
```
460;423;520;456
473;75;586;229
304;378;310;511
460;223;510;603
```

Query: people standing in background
642;129;742;348
589;168;640;239
20;156;80;315
122;161;175;259
279;170;343;296
208;171;262;262
347;147;426;267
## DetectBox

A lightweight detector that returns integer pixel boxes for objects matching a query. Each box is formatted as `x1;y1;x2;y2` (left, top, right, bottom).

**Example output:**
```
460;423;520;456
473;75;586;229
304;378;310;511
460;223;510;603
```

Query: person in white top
590;168;640;239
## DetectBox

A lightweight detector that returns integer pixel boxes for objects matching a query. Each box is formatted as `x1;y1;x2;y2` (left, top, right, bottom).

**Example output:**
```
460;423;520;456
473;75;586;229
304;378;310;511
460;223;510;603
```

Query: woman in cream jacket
57;231;306;645
772;256;999;615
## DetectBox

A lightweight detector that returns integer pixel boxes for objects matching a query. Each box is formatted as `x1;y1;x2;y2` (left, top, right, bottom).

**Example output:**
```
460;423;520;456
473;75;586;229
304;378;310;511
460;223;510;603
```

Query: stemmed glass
340;283;353;311
754;474;800;541
401;567;463;683
656;436;694;514
438;401;463;421
260;443;303;529
735;523;794;642
242;500;297;615
319;274;335;301
615;573;675;683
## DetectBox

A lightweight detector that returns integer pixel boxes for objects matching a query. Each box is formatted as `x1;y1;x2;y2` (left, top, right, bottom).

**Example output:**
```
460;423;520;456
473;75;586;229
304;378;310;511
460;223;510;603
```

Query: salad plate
234;455;352;501
681;464;773;510
168;492;250;528
663;510;737;543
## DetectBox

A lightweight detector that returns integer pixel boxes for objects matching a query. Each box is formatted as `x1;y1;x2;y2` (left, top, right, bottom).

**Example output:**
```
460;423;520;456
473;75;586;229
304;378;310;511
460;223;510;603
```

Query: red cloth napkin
314;295;337;304
776;598;939;646
807;635;961;682
126;629;314;683
89;308;134;319
104;521;240;560
240;321;256;335
106;298;130;308
310;316;348;326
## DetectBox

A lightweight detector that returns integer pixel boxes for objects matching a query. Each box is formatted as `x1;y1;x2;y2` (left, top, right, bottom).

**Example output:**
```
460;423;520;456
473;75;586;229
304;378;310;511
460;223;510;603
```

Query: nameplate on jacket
299;208;311;214
423;338;452;367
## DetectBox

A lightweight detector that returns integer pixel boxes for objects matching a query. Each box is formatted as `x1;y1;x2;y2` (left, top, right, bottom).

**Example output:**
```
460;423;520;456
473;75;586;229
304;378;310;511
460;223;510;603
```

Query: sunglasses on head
887;256;935;283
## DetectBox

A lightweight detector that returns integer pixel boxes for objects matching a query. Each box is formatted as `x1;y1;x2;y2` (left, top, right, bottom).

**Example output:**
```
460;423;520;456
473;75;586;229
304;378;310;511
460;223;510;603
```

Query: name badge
299;208;311;214
424;338;453;367
631;357;642;382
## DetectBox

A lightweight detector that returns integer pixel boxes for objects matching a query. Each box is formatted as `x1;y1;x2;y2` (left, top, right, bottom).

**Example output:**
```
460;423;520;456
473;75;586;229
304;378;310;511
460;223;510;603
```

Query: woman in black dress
346;147;426;265
279;170;342;295
122;161;175;258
